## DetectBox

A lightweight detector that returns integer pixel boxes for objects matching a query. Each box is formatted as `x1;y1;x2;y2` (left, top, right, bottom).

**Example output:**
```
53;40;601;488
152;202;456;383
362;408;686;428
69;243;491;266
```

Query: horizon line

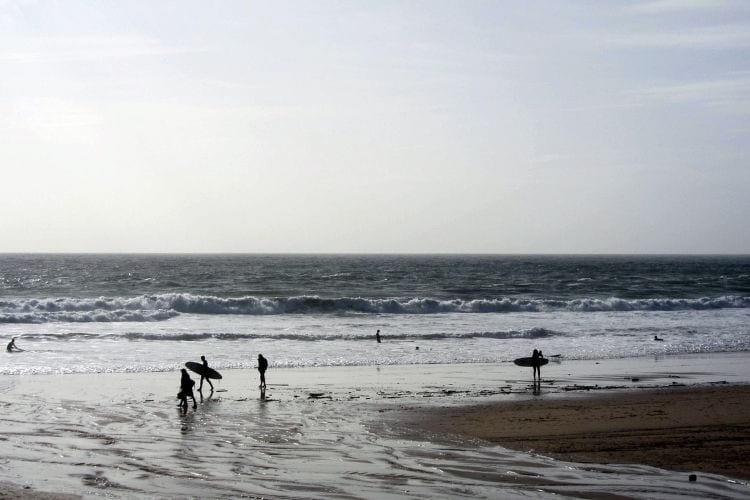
0;251;748;257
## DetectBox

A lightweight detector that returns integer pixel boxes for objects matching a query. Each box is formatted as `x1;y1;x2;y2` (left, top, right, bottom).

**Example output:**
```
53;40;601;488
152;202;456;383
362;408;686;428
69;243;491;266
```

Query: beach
1;353;749;499
396;384;750;481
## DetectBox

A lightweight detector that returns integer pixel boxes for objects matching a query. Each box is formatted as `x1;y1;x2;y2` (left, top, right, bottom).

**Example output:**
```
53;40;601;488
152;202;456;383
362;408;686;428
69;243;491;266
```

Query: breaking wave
20;327;559;342
0;294;748;323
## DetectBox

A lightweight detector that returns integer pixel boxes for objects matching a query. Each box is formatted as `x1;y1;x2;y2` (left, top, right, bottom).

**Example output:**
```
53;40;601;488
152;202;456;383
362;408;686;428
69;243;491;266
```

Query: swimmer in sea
6;337;21;352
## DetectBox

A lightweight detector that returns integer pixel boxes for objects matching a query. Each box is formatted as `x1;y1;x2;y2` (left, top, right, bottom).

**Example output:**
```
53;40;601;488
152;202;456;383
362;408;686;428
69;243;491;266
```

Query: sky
1;0;748;254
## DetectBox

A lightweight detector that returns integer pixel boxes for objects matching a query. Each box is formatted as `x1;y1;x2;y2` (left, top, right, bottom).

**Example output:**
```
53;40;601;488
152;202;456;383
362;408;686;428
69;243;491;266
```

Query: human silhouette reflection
199;387;214;403
179;407;195;434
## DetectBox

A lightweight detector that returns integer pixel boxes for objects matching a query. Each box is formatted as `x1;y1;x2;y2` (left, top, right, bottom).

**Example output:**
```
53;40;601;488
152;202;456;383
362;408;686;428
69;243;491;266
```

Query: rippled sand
1;354;749;498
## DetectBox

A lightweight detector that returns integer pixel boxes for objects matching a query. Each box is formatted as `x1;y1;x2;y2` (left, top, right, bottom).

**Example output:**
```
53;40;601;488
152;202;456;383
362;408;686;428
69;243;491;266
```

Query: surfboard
185;361;223;379
513;357;549;367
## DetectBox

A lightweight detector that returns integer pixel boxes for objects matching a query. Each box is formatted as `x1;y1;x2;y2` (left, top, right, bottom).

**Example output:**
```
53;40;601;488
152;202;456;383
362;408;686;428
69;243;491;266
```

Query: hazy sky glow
1;0;749;253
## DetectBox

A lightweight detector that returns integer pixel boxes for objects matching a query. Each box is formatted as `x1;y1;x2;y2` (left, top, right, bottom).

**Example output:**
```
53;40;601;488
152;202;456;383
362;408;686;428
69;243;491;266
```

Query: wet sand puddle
0;357;748;499
2;371;749;499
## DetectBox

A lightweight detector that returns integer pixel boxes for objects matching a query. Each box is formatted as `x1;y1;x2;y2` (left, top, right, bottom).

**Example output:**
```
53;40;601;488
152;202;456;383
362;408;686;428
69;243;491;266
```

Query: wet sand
0;481;80;500
398;384;750;481
1;354;749;498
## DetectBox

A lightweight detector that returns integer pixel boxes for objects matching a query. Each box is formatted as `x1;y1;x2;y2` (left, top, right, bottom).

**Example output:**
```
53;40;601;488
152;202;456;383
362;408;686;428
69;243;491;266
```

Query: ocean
2;254;749;376
3;254;750;499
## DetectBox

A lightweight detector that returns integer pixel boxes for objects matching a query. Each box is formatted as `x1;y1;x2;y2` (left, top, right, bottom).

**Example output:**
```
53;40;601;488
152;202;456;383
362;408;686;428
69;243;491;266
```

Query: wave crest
0;294;747;323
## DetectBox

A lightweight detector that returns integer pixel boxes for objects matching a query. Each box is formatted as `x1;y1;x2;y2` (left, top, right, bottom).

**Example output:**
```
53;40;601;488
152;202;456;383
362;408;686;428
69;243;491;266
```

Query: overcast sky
1;0;748;253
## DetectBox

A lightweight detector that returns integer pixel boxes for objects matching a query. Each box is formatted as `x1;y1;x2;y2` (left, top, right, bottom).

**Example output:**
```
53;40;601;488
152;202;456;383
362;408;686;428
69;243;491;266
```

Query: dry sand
399;384;750;481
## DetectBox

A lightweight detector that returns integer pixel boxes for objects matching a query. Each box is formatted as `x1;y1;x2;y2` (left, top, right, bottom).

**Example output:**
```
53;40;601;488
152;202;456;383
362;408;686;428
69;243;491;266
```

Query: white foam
1;293;748;323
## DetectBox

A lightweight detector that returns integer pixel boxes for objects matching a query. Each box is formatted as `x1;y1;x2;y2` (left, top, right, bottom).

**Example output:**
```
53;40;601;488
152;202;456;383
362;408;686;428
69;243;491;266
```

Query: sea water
1;254;749;375
3;254;750;498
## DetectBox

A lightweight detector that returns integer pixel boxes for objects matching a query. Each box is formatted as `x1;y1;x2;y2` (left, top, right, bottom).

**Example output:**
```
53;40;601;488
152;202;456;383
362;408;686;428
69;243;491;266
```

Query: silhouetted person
178;368;197;411
532;349;543;382
6;337;20;352
375;329;381;343
257;354;268;389
198;355;214;391
654;335;664;341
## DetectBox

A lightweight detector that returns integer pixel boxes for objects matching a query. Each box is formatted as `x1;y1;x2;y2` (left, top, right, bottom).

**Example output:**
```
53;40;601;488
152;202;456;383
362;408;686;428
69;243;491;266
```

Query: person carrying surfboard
178;368;197;410
257;354;268;389
532;349;543;382
198;355;214;391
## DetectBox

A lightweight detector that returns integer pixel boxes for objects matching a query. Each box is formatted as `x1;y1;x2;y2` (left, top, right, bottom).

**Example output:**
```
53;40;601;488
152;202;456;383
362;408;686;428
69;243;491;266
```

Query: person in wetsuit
532;349;543;382
6;337;20;352
178;368;197;410
257;354;268;389
198;355;214;391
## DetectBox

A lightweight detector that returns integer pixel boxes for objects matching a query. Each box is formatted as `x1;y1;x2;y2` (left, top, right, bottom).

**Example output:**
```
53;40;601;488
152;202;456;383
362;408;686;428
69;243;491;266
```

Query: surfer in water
654;335;664;341
257;354;268;389
375;329;381;343
198;355;214;392
178;368;197;411
6;337;21;352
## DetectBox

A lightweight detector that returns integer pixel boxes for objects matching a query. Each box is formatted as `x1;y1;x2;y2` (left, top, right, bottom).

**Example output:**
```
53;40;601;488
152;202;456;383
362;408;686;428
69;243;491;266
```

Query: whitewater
1;254;749;375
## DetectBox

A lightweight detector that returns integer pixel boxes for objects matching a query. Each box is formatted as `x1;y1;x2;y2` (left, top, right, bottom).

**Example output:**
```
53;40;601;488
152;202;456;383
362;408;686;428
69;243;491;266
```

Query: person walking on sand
178;368;197;410
6;337;21;352
198;355;214;391
257;354;268;389
375;329;381;343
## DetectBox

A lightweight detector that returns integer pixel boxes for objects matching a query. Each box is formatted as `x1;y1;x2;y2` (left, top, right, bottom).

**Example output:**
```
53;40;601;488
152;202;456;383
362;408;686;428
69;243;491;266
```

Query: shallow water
1;358;748;499
2;254;750;376
3;307;750;376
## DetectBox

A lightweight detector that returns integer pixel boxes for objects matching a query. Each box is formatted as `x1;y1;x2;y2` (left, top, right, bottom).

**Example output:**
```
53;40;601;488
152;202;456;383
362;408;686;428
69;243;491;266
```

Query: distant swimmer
375;329;381;343
178;368;197;411
6;337;21;352
257;354;268;390
654;335;664;341
198;355;214;391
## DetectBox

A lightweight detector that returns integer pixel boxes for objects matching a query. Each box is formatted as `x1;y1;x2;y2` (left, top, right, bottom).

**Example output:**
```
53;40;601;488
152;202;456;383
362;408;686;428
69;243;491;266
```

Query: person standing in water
198;355;214;391
375;329;381;343
532;349;543;382
6;337;21;352
178;368;197;411
257;354;268;389
531;349;542;382
531;349;544;394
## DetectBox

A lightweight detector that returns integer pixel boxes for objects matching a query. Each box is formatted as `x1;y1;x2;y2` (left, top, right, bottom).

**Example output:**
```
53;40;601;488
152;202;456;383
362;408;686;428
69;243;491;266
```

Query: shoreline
393;383;750;481
2;353;749;498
